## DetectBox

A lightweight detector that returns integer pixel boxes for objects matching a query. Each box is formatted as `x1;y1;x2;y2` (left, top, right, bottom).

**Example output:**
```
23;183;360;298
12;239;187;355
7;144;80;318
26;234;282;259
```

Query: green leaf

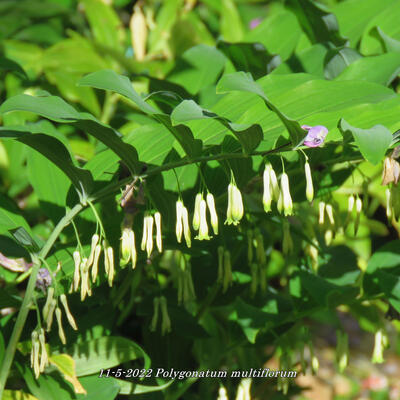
0;194;32;237
81;0;123;52
338;119;392;164
68;336;150;376
0;94;140;174
372;26;400;53
366;240;400;275
220;0;244;42
76;375;120;400
171;99;262;153
217;72;305;146
333;0;394;47
9;227;39;253
167;44;226;95
335;52;400;86
217;41;280;79
244;7;301;61
0;126;93;197
79;70;203;157
360;1;400;55
324;47;362;80
0;57;27;79
79;69;157;115
286;0;347;47
116;378;174;395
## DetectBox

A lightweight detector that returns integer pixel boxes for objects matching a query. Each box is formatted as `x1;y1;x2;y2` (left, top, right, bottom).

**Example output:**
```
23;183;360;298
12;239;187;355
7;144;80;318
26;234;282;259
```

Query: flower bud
336;330;349;373
193;193;202;230
175;200;184;243
304;161;314;202
206;193;219;235
45;299;57;332
277;173;293;216
235;378;252;400
318;201;325;225
107;247;115;287
129;230;137;269
269;167;280;201
130;3;147;61
254;230;266;265
354;197;362;236
31;331;40;378
196;199;211;240
80;258;89;301
263;164;272;212
155;212;162;252
225;183;244;225
91;244;101;282
309;342;319;375
87;234;99;267
141;215;148;251
38;328;48;372
42;287;54;321
217;386;229;400
159;296;171;335
73;251;81;292
325;229;333;246
182;206;191;248
55;307;66;345
60;294;77;331
120;228;131;266
147;215;154;258
344;195;355;228
386;188;393;220
325;204;335;226
150;297;160;332
372;329;387;364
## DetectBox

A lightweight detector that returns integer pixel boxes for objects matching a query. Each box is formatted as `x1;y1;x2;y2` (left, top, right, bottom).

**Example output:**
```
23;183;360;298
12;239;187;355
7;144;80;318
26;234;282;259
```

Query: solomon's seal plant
1;0;400;399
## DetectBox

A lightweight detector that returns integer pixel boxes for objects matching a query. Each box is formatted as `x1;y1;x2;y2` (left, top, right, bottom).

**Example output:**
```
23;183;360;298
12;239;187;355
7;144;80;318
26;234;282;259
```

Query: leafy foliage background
1;0;400;399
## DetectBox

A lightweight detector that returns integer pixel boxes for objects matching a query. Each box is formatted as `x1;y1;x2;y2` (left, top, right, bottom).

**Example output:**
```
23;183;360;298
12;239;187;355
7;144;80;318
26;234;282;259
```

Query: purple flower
249;18;262;30
302;125;328;148
36;268;52;291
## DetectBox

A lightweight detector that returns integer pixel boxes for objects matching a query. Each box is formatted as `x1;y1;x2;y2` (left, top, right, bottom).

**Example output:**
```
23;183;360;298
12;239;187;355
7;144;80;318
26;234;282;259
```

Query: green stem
0;204;83;397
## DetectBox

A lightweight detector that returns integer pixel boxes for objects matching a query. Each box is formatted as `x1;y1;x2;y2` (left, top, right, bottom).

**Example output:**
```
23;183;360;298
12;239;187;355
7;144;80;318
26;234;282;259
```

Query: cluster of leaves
1;0;400;399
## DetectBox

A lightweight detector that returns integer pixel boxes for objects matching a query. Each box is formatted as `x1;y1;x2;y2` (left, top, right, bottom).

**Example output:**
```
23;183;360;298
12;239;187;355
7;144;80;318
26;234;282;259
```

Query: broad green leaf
82;0;123;51
0;94;140;174
366;240;400;275
324;47;362;80
79;69;157;115
220;0;244;42
18;363;76;400
79;70;202;157
0;126;93;196
49;354;86;394
0;194;32;237
148;0;183;55
333;0;394;47
338;119;392;165
0;57;27;79
9;227;39;253
217;41;280;79
217;72;305;146
360;1;400;55
286;0;347;47
335;52;400;86
244;7;301;61
167;44;226;95
76;375;120;400
116;378;174;395
171;99;262;153
68;336;150;376
372;26;400;53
